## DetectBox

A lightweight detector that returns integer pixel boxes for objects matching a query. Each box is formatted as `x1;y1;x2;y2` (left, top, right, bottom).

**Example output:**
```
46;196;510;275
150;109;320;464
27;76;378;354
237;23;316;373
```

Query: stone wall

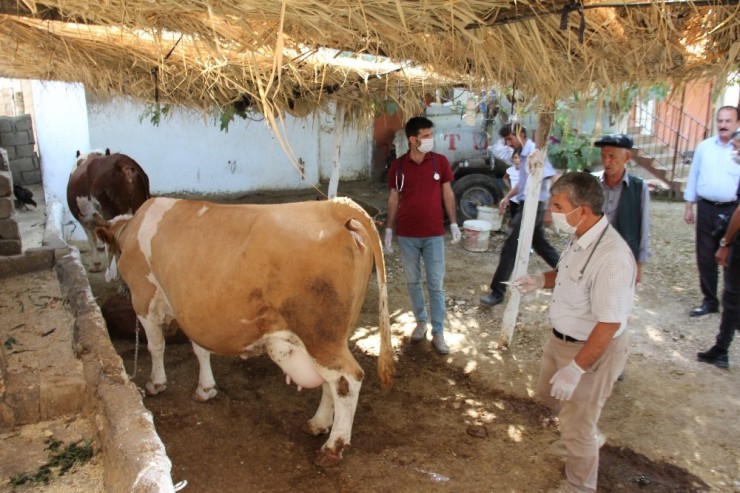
0;148;21;255
0;115;41;186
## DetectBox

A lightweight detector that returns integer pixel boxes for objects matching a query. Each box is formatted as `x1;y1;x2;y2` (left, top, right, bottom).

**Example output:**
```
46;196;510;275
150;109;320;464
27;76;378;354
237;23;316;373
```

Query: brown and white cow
67;150;150;272
95;196;394;466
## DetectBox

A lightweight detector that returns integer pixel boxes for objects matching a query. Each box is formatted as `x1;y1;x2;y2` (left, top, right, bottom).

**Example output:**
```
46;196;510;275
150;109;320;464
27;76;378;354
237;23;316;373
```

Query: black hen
13;184;37;210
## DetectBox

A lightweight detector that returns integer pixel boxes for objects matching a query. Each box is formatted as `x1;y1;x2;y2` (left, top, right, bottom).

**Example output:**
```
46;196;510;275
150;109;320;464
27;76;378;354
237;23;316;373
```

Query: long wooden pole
327;103;346;199
499;110;554;346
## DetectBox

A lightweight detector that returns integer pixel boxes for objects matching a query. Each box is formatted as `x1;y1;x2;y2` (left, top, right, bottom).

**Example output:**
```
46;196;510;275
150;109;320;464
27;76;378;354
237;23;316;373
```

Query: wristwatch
719;237;730;247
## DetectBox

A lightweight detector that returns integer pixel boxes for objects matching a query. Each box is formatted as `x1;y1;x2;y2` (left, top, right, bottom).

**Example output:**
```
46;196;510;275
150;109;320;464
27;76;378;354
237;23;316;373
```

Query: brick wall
0;115;41;186
0;148;21;255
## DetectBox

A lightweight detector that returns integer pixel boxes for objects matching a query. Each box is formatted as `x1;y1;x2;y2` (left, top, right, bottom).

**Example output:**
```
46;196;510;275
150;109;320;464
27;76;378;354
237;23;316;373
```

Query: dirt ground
5;180;740;492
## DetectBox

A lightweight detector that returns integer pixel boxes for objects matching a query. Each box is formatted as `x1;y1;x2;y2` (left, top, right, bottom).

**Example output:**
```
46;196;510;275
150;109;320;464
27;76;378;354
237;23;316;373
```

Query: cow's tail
338;198;394;388
371;217;394;389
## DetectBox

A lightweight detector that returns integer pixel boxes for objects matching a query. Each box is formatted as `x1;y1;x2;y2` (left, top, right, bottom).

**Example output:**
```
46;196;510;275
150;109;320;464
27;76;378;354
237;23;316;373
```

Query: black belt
700;198;737;208
552;328;584;343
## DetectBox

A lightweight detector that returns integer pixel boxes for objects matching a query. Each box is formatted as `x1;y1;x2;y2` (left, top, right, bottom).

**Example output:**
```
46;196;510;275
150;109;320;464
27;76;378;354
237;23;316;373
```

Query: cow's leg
302;382;334;436
137;314;168;395
315;357;364;467
191;342;218;402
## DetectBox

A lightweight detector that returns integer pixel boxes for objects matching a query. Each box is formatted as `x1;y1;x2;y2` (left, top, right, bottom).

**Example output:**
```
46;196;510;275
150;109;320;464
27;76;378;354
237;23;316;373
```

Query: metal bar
670;86;687;187
466;0;740;29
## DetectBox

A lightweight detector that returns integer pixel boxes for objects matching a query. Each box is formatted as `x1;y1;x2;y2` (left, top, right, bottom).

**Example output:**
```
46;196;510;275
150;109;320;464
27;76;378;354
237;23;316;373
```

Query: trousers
695;200;735;309
716;237;740;350
489;201;560;295
537;331;630;493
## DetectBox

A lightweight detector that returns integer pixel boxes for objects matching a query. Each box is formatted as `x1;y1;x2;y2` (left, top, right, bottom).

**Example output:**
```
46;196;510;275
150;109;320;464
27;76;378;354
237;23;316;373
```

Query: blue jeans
397;235;446;335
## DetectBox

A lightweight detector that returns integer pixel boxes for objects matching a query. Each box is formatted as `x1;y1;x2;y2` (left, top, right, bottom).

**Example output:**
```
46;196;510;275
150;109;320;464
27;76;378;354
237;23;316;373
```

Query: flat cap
594;133;633;149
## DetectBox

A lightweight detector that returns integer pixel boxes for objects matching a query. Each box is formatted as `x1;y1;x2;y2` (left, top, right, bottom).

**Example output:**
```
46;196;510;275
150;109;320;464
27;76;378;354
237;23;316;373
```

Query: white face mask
731;148;740;165
417;137;434;154
551;207;581;235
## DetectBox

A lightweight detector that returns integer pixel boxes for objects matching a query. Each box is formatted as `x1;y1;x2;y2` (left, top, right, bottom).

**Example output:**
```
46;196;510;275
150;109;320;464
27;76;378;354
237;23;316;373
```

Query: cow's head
94;214;133;282
74;148;110;168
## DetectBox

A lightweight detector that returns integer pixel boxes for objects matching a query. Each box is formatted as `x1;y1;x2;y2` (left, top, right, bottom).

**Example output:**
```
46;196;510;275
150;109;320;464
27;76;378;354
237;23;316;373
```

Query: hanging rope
559;1;586;44
151;34;184;104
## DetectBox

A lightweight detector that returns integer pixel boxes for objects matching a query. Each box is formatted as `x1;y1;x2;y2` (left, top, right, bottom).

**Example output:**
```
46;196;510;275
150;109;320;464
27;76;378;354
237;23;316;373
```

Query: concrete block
0;148;9;170
15;144;35;159
2;373;40;426
0;119;11;133
0;132;30;146
21;170;41;185
11;157;35;172
39;373;86;420
13;115;32;132
0;240;22;256
0;171;10;196
4;146;15;161
0;249;56;278
0;218;20;239
0;197;12;218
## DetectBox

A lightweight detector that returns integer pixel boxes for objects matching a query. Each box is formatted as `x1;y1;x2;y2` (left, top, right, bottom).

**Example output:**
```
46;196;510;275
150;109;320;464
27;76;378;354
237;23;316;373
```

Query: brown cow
67;150;150;272
95;197;394;466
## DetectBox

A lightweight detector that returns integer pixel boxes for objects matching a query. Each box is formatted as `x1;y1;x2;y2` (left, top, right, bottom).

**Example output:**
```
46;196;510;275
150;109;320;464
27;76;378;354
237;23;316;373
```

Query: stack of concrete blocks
0;148;21;256
0;115;41;186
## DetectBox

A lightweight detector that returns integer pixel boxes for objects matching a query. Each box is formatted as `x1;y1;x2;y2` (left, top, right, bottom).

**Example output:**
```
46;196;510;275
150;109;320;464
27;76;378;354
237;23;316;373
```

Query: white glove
384;229;394;253
511;273;545;294
549;360;585;401
450;223;462;244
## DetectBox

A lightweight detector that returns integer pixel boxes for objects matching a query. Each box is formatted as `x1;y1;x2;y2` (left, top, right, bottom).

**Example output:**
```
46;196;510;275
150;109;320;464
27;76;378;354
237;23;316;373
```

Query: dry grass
0;0;737;125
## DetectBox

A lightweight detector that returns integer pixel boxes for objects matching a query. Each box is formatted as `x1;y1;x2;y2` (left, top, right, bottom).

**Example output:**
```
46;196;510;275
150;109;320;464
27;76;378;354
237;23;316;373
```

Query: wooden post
499;110;554;346
327;103;345;199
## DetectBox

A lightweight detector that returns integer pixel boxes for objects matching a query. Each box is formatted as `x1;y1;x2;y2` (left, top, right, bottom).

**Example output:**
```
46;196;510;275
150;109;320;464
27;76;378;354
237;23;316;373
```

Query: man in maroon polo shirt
385;116;461;355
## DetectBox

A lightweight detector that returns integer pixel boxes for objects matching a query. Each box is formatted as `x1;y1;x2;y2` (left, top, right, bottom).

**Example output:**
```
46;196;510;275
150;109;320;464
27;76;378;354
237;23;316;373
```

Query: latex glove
511;273;545;294
549;360;585;401
384;229;394;254
450;223;462;245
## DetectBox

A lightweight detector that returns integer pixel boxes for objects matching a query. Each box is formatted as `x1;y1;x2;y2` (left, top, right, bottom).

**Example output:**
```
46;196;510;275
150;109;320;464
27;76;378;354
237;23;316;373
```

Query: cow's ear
76;150;81;157
94;226;114;246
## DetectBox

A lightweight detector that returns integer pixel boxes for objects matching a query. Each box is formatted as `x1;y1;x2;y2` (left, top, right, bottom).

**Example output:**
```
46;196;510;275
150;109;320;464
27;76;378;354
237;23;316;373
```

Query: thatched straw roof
0;0;738;121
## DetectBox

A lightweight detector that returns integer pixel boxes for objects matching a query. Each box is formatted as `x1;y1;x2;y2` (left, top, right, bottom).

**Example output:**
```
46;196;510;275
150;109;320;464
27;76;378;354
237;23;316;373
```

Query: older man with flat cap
593;134;651;283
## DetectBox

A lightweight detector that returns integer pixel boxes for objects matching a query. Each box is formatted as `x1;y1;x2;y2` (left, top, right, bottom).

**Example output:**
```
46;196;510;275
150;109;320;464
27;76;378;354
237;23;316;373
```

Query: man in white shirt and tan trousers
512;172;636;493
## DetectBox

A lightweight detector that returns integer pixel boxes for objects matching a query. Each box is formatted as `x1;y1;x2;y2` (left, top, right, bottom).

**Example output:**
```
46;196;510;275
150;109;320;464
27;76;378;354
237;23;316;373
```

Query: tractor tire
452;174;503;224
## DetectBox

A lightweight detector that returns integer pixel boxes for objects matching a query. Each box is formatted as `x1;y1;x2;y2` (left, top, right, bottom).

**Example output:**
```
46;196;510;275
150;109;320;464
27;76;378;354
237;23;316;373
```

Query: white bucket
476;205;502;232
462;219;491;252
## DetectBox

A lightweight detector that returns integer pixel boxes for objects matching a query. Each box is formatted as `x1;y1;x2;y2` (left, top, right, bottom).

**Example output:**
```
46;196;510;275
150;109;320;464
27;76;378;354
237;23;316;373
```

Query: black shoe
697;346;729;368
617;372;625;382
479;291;504;306
690;304;719;317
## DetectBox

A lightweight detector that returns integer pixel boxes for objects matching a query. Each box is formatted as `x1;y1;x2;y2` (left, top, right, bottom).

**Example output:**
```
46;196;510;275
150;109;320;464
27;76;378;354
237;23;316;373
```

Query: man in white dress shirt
513;172;636;493
683;106;740;317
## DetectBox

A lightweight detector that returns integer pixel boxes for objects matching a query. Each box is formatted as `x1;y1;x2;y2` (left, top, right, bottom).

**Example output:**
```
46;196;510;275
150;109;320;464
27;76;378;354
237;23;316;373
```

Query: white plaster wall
31;81;90;240
86;97;370;196
316;108;372;185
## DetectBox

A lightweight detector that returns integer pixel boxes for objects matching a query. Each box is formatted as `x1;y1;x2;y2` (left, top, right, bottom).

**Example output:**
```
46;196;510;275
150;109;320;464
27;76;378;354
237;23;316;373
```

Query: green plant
547;106;600;171
139;103;171;126
8;438;95;487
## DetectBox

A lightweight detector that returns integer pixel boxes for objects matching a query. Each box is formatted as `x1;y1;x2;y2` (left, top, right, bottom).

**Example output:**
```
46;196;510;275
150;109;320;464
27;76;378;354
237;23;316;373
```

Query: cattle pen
1;182;738;492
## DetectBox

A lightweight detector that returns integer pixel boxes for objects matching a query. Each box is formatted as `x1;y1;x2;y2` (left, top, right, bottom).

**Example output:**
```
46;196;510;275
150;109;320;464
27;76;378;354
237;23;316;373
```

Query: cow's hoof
145;381;166;396
301;421;330;436
314;448;343;468
89;263;103;273
192;387;217;402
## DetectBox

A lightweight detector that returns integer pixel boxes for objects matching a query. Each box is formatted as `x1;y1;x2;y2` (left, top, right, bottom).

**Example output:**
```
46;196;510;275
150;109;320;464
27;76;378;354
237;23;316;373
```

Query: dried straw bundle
0;0;737;125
